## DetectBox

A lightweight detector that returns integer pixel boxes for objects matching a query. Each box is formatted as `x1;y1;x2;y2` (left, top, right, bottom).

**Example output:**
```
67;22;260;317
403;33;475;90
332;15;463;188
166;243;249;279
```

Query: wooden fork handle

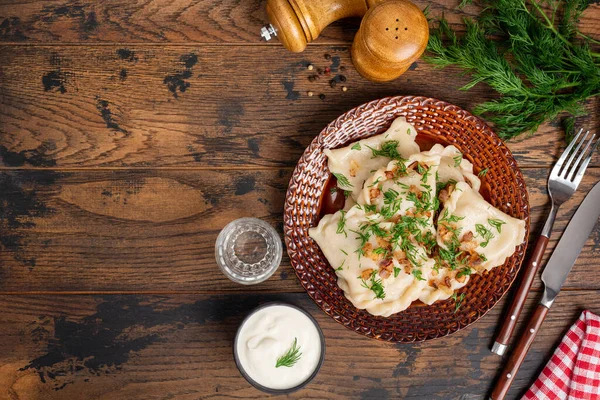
492;235;549;355
490;304;549;400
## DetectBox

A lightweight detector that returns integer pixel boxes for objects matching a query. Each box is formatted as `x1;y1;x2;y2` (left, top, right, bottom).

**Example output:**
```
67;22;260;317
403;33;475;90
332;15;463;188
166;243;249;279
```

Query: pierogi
309;117;526;317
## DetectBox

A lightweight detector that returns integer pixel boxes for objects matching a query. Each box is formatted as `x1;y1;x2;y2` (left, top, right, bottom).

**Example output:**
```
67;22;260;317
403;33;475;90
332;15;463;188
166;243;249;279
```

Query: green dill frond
426;0;600;140
275;338;302;368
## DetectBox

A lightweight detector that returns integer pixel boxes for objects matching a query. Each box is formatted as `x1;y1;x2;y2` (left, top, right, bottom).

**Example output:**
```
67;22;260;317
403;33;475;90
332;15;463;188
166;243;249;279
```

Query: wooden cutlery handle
490;304;549;400
493;235;549;352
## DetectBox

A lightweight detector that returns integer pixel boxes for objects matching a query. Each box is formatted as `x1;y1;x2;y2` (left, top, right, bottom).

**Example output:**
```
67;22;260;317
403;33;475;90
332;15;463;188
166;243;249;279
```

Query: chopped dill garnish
437;179;457;194
333;172;353;188
383;188;400;203
351;143;361;151
456;268;472;278
340;249;348;255
367;177;382;188
439;209;465;224
360;270;386;300
389;216;430;268
475;223;494;247
478;168;489;177
395;160;408;177
336;210;347;237
372;247;390;260
451;292;466;314
336;260;345;271
394;267;401;278
412;269;426;281
360;222;388;238
363;204;378;213
275;338;302;368
488;218;506;233
350;229;370;257
367;140;405;160
453;154;463;167
381;188;402;219
419;164;431;183
343;190;352;198
436;211;467;270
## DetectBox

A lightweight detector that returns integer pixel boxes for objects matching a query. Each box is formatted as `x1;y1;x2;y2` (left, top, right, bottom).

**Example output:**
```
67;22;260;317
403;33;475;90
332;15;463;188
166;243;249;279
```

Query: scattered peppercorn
329;79;337;88
340;66;346;72
342;86;348;92
307;91;314;97
307;64;314;70
317;68;323;75
319;93;326;100
339;75;347;82
324;53;331;60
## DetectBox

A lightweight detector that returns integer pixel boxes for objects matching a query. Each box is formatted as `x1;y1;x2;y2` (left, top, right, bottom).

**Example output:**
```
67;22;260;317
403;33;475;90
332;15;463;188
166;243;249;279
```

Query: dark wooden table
0;1;599;399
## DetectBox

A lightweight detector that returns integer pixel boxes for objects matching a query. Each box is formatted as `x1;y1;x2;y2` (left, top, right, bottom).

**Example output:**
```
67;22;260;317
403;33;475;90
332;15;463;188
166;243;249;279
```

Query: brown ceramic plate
283;96;530;342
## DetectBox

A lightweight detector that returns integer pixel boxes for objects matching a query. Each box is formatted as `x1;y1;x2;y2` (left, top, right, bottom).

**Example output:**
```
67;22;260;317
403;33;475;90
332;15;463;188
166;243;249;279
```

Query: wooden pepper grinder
261;0;429;82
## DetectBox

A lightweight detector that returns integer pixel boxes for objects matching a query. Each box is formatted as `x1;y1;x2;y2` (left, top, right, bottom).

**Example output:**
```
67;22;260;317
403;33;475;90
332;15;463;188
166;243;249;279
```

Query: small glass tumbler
215;218;282;285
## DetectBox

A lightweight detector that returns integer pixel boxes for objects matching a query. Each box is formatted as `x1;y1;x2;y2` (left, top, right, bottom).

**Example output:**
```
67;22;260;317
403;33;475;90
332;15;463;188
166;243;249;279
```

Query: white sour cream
235;304;322;390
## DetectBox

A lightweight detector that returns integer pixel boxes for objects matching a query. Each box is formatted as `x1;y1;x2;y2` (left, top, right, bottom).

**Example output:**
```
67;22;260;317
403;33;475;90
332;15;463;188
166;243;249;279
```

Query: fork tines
554;128;599;185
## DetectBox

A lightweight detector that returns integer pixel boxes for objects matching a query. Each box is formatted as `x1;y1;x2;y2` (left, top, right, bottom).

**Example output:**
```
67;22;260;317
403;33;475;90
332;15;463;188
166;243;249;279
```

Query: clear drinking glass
215;218;282;285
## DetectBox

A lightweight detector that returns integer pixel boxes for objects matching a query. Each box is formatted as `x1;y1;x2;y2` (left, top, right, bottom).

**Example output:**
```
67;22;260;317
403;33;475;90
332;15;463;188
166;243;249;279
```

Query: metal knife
490;180;600;400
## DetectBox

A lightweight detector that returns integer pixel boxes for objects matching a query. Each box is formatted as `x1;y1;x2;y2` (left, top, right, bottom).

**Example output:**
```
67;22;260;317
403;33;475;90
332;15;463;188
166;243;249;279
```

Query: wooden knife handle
490;304;549;400
493;235;549;353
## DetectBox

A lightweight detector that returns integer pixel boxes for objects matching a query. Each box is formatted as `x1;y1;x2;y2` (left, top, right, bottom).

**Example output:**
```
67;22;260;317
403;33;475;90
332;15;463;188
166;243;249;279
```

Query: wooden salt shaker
351;0;429;82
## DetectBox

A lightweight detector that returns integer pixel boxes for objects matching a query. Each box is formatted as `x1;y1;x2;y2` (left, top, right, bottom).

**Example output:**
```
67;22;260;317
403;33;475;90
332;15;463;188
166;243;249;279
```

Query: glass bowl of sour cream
233;302;325;394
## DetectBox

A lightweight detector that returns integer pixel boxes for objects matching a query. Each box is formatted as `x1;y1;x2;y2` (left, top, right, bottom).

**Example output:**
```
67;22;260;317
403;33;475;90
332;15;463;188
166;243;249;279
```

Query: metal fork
492;128;599;356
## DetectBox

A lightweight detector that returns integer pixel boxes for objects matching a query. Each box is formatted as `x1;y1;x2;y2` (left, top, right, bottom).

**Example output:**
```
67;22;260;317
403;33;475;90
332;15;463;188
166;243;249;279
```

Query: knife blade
541;181;600;308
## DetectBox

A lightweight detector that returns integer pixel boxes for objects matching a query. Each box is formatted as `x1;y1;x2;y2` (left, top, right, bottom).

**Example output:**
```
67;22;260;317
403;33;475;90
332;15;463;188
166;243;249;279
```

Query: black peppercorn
329;79;337;88
339;75;347;82
319;93;326;100
340;66;346;72
324;53;331;60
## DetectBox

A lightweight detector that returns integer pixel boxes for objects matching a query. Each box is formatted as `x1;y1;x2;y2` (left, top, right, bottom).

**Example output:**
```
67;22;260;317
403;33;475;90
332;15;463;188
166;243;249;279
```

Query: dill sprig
337;210;348;237
475;223;494;247
360;270;386;300
451;292;467;313
488;218;506;233
333;172;353;188
426;0;600;140
275;337;302;368
367;140;405;160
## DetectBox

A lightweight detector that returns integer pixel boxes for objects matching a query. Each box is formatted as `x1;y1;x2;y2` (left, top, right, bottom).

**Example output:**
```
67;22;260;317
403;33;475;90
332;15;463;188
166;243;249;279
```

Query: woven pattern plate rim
283;96;530;343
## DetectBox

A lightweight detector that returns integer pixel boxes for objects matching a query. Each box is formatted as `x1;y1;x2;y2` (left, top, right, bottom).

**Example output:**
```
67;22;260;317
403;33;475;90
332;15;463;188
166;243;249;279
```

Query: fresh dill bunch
426;0;600;140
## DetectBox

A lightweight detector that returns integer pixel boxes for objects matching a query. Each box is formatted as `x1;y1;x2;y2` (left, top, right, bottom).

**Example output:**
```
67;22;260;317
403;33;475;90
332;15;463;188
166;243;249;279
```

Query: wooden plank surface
1;0;598;44
1;45;599;169
0;292;597;400
2;0;600;399
0;167;598;293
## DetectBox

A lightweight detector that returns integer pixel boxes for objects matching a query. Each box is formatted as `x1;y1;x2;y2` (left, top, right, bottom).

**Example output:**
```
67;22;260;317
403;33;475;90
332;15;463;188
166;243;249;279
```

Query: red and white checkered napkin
524;310;600;400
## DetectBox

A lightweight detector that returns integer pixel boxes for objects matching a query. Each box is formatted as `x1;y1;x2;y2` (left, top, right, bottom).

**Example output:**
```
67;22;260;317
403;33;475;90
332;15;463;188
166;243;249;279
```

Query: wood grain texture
0;167;598;293
0;0;597;44
1;1;599;399
0;292;596;400
1;45;599;169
